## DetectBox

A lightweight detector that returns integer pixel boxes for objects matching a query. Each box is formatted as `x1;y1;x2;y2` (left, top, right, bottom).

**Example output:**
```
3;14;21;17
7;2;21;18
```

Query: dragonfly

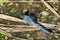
23;10;51;34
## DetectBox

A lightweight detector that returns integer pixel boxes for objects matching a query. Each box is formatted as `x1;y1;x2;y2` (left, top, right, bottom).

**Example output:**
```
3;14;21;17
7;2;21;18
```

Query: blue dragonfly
23;11;51;34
